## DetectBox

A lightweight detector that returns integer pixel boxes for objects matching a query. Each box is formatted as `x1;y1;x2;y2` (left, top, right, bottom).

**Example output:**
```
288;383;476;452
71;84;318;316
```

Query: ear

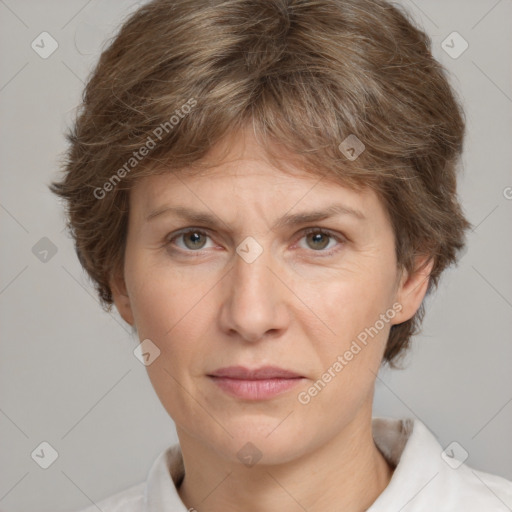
391;255;435;325
109;272;135;326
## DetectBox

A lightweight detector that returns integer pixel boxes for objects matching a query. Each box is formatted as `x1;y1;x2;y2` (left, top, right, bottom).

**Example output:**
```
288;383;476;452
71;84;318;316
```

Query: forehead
132;127;380;216
131;167;384;237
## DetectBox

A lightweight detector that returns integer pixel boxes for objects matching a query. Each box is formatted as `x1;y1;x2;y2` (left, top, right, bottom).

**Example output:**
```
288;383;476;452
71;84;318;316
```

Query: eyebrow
145;203;366;230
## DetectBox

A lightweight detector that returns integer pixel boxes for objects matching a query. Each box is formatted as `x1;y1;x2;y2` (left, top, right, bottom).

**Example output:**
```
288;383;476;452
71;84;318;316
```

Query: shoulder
371;417;512;511
412;419;512;509
441;464;512;509
71;481;145;512
67;443;184;512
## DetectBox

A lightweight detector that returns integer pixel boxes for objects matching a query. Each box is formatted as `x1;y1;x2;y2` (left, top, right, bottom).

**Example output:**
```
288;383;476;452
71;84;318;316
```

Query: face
111;128;431;465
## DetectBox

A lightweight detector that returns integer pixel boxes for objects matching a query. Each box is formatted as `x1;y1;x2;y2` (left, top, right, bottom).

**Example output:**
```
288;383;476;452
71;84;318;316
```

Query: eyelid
166;227;218;252
300;227;346;242
293;227;346;256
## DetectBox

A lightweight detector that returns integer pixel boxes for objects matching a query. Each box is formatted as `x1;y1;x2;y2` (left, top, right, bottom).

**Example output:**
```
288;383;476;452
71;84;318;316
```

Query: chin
205;421;310;467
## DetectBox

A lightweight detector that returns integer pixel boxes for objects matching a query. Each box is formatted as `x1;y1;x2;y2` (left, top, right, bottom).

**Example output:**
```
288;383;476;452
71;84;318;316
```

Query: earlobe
109;273;135;326
392;256;435;325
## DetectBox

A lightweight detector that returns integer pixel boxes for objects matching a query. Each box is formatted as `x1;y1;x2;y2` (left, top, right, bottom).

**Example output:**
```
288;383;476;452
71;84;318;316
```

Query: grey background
0;0;511;510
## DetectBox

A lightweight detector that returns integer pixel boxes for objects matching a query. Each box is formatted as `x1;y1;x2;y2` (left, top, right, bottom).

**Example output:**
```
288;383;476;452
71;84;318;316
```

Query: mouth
207;366;305;400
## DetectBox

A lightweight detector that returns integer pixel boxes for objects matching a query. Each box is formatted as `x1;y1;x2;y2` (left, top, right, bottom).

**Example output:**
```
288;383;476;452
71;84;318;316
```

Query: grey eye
305;232;331;250
182;231;208;250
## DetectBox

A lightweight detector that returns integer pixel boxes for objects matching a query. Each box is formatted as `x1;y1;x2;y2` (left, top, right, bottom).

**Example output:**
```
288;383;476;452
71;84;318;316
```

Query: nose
218;245;290;343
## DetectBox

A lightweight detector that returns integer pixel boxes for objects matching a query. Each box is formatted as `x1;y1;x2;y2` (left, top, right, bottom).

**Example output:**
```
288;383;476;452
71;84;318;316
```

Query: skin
111;126;433;512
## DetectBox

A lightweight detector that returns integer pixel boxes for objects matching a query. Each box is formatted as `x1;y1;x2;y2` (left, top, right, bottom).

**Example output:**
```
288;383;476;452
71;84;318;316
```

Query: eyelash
164;227;346;258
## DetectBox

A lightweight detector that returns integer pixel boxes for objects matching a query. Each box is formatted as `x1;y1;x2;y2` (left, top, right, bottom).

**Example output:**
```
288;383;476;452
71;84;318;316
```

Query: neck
177;409;394;512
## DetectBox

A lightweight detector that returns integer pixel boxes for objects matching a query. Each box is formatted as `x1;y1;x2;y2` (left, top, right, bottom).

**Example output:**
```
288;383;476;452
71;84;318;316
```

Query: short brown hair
49;0;471;367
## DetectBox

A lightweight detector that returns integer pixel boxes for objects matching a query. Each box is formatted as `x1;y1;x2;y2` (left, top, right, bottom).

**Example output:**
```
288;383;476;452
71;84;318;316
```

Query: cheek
295;277;394;416
293;263;397;383
127;267;215;426
126;258;219;390
126;250;210;337
293;259;397;333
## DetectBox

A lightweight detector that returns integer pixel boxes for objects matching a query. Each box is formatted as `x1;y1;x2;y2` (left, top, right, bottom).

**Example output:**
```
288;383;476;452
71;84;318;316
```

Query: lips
207;366;305;400
208;366;303;379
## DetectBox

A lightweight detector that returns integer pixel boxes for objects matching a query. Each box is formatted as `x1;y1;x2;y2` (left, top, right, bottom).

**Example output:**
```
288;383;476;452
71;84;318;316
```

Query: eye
168;229;214;251
296;228;344;255
165;227;345;256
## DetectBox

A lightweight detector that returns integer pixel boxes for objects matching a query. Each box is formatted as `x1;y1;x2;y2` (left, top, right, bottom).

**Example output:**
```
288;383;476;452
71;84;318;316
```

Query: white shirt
74;417;512;511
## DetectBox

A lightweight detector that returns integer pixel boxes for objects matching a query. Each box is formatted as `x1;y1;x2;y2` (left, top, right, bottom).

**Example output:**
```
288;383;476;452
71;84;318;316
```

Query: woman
51;0;512;510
